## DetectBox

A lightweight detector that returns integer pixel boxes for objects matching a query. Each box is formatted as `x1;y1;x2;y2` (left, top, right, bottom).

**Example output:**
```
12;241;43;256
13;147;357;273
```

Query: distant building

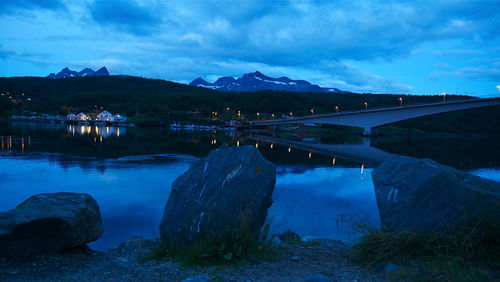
97;110;113;121
76;112;89;121
112;114;127;122
66;113;76;121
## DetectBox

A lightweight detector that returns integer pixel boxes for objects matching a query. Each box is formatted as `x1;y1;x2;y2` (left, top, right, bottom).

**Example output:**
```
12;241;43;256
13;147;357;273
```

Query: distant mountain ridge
47;67;110;79
190;71;346;93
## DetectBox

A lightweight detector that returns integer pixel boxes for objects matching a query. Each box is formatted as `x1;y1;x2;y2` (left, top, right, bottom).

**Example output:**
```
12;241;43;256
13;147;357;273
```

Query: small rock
181;274;213;282
271;236;282;246
384;263;400;274
279;231;300;242
291;256;301;262
304;274;332;282
301;236;318;243
107;258;133;270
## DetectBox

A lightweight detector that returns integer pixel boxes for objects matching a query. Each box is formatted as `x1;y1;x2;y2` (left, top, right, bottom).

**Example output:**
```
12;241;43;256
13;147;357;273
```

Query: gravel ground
0;237;385;281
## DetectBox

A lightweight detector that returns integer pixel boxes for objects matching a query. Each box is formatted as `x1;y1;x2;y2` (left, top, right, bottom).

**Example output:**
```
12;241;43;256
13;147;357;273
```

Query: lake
0;121;499;251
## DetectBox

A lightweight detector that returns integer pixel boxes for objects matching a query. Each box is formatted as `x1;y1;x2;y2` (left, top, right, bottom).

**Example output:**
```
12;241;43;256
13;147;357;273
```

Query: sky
1;0;500;96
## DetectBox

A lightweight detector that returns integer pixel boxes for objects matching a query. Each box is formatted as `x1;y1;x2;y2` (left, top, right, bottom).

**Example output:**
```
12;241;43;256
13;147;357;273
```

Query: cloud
89;0;163;35
0;46;16;60
453;63;500;81
0;0;65;15
2;0;500;93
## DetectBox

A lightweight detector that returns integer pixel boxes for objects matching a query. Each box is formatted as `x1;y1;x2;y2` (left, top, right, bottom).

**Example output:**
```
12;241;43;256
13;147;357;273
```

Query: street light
256;112;260;118
335;105;339;113
398;97;403;107
310;108;314;115
364;102;368;110
496;85;500;94
271;113;275;119
289;112;293;117
442;92;446;102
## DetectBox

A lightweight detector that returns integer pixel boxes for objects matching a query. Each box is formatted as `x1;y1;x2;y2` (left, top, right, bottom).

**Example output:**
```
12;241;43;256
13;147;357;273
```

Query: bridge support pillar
363;127;378;136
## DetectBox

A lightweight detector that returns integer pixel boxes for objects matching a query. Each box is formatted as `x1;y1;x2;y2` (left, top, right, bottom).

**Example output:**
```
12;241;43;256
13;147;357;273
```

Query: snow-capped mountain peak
189;71;347;93
47;67;110;79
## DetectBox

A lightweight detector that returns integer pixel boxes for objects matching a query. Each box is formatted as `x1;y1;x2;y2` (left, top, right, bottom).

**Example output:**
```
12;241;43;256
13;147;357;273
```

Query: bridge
250;97;500;135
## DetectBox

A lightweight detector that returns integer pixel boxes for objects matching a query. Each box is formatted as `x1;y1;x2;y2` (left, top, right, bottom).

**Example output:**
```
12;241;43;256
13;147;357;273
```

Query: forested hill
0;75;471;119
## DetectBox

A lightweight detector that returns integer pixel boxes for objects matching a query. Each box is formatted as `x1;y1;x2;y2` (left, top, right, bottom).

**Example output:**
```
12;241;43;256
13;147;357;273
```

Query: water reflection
1;121;499;251
67;124;126;139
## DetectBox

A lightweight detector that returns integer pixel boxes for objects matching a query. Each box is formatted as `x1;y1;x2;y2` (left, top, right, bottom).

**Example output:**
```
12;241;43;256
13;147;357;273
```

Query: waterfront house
76;112;89;121
66;113;76;121
112;114;127;122
97;111;113;122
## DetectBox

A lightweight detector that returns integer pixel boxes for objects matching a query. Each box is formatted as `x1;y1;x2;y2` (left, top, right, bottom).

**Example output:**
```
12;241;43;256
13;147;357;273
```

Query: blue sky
1;0;499;96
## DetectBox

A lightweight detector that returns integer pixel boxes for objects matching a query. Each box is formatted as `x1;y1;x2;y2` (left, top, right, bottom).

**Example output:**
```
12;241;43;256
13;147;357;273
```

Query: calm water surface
0;121;498;251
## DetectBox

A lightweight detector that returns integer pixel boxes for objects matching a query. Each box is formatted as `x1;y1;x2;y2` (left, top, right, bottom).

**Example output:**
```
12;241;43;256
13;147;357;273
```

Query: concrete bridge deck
250;97;500;135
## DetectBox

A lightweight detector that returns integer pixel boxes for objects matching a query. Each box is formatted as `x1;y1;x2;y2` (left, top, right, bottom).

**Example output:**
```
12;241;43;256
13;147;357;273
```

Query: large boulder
160;145;276;247
0;193;103;257
372;156;500;232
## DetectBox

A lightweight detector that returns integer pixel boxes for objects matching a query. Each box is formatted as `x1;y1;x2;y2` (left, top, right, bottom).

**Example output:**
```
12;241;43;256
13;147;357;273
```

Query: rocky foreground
0;236;384;282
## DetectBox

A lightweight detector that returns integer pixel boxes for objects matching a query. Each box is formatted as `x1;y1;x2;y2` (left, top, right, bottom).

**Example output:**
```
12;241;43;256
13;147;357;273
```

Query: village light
364;102;368;110
310;108;314;115
256;112;260;118
289;112;293;117
496;85;500;94
335;105;339;113
442;92;446;102
399;97;403;107
237;110;241;117
271;113;275;119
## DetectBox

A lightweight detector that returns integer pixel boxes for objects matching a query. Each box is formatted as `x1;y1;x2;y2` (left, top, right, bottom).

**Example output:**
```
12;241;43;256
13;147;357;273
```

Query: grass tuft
351;217;500;280
148;224;280;266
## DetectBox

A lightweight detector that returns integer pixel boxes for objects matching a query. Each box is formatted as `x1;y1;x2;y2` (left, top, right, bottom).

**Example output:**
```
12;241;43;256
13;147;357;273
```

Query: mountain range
190;71;346;93
47;67;110;79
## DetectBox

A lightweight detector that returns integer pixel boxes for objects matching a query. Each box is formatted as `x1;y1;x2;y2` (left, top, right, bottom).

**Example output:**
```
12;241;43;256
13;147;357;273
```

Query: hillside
1;75;498;134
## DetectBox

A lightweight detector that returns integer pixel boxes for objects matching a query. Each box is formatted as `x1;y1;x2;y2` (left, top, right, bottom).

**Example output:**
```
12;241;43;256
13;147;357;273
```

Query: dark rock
160;145;276;248
304;274;333;282
0;193;103;257
279;231;300;242
109;236;157;261
372;156;500;232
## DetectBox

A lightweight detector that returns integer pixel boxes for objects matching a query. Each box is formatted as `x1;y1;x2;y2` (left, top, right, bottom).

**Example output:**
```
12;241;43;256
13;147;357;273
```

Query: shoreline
0;236;384;282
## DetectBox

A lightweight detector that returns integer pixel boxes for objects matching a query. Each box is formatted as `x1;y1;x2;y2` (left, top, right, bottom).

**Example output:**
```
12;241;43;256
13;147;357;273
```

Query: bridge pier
363;127;378;136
